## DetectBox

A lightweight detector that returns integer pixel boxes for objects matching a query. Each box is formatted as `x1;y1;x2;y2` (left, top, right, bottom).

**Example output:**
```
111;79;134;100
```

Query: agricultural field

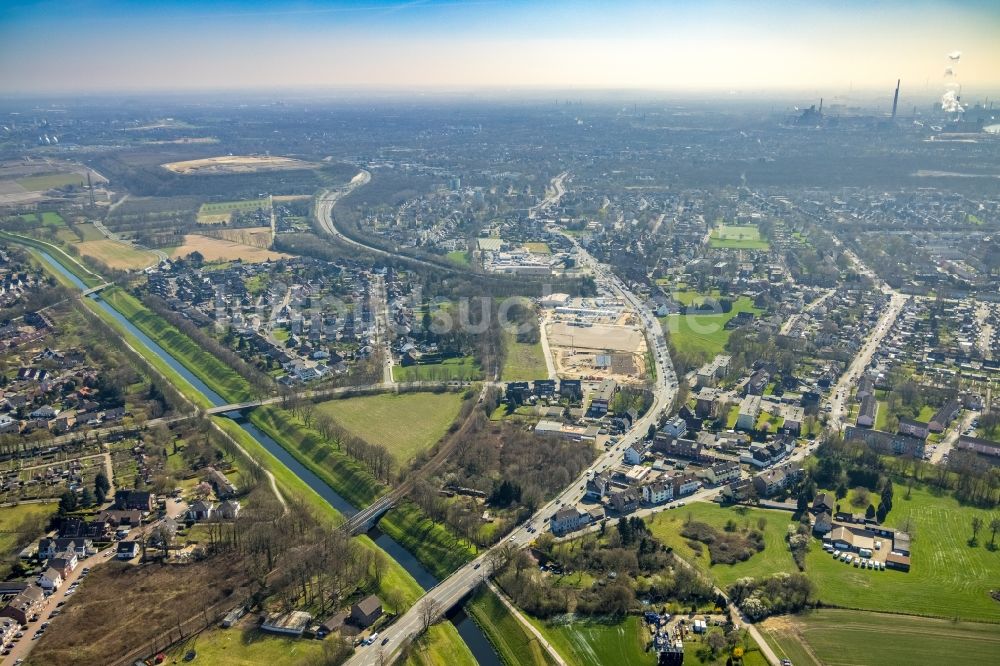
760;609;1000;666
466;588;558;666
197;198;271;224
76;239;159;269
168;234;289;263
501;331;549;381
163;155;319;175
212;226;274;247
708;225;769;250
803;485;1000;621
16;172;87;191
314;391;464;464
661;296;762;359
393;356;482;382
647;503;799;589
528;616;654;666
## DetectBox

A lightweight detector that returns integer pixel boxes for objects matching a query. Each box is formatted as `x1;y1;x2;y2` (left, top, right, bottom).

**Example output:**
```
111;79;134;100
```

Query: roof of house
353;594;382;616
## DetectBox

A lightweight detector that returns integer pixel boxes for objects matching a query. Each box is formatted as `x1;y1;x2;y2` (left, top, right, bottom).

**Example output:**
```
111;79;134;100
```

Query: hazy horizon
2;0;999;100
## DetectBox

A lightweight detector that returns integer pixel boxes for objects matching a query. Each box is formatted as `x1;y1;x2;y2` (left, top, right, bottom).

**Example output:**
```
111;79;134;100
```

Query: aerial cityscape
0;1;998;665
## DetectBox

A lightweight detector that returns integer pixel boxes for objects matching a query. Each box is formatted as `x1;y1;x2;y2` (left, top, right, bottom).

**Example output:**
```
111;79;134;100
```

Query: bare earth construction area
162;155;320;175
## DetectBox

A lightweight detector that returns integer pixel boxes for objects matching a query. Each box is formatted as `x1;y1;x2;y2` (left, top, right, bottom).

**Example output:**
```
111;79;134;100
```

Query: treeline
141;292;273;400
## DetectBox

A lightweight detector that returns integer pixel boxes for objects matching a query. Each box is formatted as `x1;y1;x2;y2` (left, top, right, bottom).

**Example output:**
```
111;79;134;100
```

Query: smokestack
819;98;823;114
891;79;900;119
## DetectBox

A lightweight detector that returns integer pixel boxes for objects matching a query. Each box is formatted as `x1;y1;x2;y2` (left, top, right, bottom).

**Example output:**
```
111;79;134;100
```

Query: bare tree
418;598;441;633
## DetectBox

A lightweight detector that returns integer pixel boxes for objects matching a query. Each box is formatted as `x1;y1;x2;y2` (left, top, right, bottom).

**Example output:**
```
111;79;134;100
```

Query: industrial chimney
891;79;900;119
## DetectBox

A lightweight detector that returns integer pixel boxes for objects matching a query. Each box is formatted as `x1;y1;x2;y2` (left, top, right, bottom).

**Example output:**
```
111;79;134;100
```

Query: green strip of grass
248;405;387;509
101;287;252;403
403;622;478;666
378;501;478;580
466;587;557;666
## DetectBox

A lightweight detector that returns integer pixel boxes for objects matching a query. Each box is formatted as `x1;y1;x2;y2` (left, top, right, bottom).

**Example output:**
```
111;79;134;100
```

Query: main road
347;178;681;665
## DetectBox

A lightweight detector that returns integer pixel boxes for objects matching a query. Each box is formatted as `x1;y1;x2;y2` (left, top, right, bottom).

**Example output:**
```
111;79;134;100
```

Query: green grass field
197;198;271;223
528;616;654;666
501;332;549;382
17;173;86;191
523;242;551;255
803;485;1000;621
708;225;770;250
314;391;463;464
76;240;158;270
101;287;252;403
647;503;799;589
661;296;762;359
74;223;107;241
446;250;471;266
166;626;329;665
466;588;557;666
393;356;482;382
0;502;57;577
248;405;386;510
759;609;1000;666
403;621;478;666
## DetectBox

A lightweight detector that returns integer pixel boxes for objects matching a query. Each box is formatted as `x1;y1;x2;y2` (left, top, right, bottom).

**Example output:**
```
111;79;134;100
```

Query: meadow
647;503;800;589
804;485;1000;621
168;234;289;263
466;588;557;666
314;391;463;464
76;240;159;269
661;296;762;359
393;356;483;382
501;332;549;382
197;198;271;223
16;172;86;191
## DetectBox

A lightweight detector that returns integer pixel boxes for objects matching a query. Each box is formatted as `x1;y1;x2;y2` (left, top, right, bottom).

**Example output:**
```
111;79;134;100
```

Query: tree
970;516;983;545
94;471;111;504
706;628;727;655
418;598;440;633
58;491;78;515
865;504;876;520
80;488;96;508
989;517;1000;550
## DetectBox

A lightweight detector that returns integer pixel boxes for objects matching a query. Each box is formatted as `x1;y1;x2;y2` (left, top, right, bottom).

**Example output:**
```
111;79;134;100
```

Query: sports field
77;240;159;269
760;609;1000;666
709;225;770;250
314;391;463;463
168;234;289;263
523;242;552;254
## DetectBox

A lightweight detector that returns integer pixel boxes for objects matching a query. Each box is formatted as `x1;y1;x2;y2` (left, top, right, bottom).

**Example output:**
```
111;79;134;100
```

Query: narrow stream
30;247;500;664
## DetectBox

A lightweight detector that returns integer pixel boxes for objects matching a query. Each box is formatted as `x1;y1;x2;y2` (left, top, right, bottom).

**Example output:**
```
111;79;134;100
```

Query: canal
29;247;500;665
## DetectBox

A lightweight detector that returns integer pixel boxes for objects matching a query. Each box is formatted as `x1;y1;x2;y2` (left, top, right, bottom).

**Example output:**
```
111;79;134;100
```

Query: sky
1;0;998;95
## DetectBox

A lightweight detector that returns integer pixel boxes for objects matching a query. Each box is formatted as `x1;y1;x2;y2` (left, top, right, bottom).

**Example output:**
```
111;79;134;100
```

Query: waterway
30;245;500;665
